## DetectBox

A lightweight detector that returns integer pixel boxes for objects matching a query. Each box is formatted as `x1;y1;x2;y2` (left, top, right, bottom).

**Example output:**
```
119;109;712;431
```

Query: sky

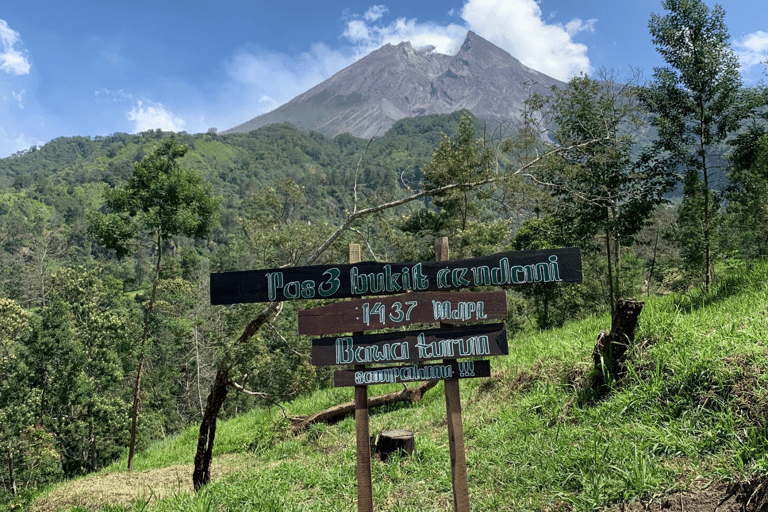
1;0;766;158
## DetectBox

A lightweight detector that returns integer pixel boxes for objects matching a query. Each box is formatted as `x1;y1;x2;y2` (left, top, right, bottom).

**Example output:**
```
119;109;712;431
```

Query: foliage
518;73;675;322
641;0;742;290
27;259;768;512
399;113;509;260
723;85;768;261
88;139;219;259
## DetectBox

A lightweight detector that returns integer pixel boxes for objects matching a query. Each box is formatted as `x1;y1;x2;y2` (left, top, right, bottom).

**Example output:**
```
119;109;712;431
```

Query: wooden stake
350;244;374;512
435;237;471;512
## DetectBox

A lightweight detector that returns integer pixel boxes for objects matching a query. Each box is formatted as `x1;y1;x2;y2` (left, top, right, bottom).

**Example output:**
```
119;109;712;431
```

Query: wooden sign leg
444;377;470;512
435;237;471;512
350;244;374;512
355;365;374;512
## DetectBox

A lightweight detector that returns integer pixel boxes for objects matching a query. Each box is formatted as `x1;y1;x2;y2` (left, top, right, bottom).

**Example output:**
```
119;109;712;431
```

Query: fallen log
290;380;438;433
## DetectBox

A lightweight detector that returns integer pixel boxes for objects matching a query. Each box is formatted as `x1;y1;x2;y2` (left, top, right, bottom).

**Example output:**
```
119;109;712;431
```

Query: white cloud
342;12;466;57
218;41;354;125
128;99;186;133
460;0;593;80
564;18;598;36
0;19;31;75
364;5;388;22
0;126;40;157
734;30;768;72
12;89;24;108
338;1;593;81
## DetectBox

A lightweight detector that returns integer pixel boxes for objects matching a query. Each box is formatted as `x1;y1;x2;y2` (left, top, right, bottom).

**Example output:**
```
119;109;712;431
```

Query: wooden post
350;244;374;512
435;237;471;512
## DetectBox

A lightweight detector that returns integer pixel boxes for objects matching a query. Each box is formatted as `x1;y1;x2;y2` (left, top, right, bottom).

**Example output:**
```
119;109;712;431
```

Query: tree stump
376;429;415;462
592;299;644;386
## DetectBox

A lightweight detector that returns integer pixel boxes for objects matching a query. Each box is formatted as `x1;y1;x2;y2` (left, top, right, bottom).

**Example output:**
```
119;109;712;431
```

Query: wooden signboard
298;290;507;336
210;247;582;304
311;323;508;367
334;360;491;387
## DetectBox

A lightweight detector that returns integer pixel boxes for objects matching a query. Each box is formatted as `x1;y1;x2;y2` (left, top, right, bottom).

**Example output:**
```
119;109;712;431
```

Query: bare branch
236;302;283;346
266;322;305;359
304;136;606;266
228;378;269;398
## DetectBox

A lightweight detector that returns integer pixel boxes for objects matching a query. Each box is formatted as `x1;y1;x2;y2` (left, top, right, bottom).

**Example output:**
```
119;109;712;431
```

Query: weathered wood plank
311;323;507;367
334;360;491;387
210;247;582;304
298;290;507;336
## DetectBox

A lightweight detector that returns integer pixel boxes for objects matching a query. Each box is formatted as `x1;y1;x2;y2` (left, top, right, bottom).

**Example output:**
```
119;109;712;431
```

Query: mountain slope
27;261;768;511
224;31;565;138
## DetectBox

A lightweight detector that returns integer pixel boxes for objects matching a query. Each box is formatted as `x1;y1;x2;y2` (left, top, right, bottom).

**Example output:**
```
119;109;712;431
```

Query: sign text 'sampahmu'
333;360;491;387
310;323;507;366
210;247;581;304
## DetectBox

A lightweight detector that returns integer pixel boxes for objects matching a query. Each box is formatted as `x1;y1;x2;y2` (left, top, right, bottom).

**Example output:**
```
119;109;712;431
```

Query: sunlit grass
31;260;768;511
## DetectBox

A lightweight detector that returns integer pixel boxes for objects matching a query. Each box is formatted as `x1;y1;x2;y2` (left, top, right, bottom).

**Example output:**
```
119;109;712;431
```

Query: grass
29;260;768;511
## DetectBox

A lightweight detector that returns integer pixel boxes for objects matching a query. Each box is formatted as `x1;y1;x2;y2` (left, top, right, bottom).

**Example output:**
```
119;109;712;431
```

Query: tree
522;73;675;318
0;298;40;496
723;85;768;261
89;138;219;471
46;267;134;473
641;0;742;291
399;114;509;260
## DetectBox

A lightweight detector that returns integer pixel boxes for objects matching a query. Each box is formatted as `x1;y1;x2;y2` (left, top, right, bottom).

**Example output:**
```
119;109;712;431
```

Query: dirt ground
604;479;768;512
28;454;254;512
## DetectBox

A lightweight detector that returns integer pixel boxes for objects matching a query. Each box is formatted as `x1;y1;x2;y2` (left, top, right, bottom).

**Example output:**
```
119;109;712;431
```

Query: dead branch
290;380;439;433
306;136;605;266
228;378;269;398
236;302;283;346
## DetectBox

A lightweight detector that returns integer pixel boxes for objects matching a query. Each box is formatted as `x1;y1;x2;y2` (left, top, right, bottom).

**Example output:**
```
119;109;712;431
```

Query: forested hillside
1;21;767;506
1;110;526;497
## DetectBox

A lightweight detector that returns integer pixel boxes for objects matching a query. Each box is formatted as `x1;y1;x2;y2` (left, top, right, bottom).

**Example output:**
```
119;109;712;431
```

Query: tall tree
522;73;675;319
641;0;741;291
399;114;508;260
722;85;768;261
89;138;219;471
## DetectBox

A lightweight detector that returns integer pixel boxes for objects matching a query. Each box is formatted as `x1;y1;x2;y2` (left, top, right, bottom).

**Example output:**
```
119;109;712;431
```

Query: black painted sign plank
298;290;507;336
311;323;507;367
210;247;581;305
334;360;491;387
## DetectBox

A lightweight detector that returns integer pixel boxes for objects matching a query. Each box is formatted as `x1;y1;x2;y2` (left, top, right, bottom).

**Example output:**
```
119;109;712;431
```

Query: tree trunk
376;429;415;462
128;230;163;472
606;229;615;321
290;380;438;433
192;368;229;490
592;299;644;389
193;304;279;491
7;448;17;495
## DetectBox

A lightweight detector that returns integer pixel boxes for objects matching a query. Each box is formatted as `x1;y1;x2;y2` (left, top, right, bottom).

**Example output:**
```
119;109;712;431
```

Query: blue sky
1;0;766;158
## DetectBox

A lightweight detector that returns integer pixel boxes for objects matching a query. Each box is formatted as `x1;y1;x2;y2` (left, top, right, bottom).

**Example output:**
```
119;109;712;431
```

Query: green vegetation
1;2;767;506
25;259;768;511
642;0;742;292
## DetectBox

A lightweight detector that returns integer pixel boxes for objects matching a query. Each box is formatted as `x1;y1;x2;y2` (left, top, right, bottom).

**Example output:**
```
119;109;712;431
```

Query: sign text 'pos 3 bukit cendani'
210;247;582;305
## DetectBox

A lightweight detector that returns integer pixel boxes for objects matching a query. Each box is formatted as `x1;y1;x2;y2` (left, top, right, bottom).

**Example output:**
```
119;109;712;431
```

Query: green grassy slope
33;261;768;511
